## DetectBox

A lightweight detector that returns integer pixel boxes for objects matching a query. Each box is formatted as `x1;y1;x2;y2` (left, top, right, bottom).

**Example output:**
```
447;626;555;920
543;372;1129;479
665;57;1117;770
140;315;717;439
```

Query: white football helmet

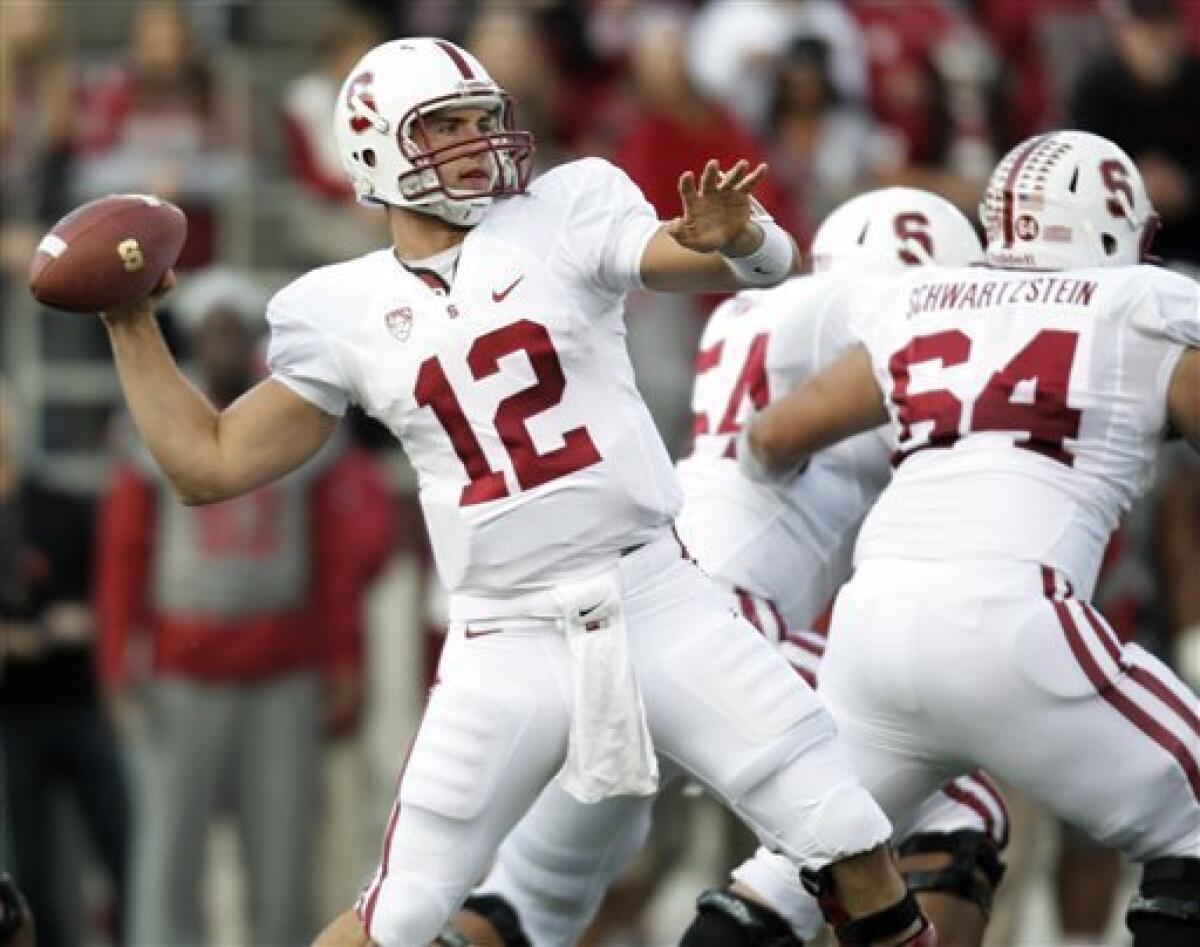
980;130;1159;270
333;38;534;227
810;187;983;275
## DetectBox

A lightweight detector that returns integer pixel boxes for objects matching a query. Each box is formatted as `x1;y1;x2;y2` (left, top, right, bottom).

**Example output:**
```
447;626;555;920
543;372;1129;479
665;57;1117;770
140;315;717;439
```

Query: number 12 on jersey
415;319;603;506
888;327;1083;466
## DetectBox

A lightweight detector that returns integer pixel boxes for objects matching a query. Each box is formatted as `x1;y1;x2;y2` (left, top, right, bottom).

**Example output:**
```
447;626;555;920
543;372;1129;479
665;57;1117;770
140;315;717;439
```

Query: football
28;194;187;314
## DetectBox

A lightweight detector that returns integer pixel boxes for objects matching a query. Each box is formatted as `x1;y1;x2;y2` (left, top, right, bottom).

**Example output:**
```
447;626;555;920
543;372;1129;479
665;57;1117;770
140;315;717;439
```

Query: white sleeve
559;158;661;296
265;290;351;417
1130;267;1200;348
845;285;900;406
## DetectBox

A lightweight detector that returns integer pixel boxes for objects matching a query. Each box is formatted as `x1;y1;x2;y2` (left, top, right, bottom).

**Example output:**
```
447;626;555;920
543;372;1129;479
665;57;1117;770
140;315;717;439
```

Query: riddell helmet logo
346;71;377;134
385;307;413;342
1015;214;1040;241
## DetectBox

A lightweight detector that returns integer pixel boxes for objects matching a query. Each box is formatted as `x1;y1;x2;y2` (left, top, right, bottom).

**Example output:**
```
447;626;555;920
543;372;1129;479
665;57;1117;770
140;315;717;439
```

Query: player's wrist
100;299;159;331
720;221;765;258
720;219;793;287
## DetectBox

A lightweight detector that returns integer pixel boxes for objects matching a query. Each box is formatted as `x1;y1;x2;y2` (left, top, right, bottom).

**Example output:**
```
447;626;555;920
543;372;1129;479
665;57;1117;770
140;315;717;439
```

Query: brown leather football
28;194;187;313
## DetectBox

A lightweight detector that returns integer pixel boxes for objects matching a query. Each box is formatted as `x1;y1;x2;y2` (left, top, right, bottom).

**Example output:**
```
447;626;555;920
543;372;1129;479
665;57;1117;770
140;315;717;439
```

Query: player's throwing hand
666;159;769;255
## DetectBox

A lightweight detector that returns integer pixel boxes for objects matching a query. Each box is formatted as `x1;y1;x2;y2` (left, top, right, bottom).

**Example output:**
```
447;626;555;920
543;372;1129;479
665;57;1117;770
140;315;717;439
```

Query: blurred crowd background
2;1;1200;945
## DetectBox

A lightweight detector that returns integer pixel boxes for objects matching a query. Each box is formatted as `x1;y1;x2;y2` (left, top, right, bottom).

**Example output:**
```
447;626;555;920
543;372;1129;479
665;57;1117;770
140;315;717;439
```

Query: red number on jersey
889;328;1082;466
972;329;1081;465
415;319;603;506
894;212;934;265
889;329;971;458
415;356;509;505
716;332;771;434
468;320;602;493
692;331;770;457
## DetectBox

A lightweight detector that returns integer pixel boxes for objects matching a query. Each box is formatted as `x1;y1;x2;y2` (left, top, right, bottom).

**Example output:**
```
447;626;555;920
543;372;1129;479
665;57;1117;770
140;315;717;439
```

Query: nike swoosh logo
491;275;524;303
464;626;503;639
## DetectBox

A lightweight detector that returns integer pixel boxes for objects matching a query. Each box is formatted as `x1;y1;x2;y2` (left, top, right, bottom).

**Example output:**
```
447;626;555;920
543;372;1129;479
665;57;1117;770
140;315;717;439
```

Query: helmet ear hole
1102;233;1119;256
363;149;376;168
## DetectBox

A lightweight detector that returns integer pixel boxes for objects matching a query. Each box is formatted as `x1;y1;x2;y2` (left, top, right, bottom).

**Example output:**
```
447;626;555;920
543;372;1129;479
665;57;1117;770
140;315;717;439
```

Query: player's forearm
1168;348;1200;453
103;312;232;504
744;346;889;480
640;225;800;294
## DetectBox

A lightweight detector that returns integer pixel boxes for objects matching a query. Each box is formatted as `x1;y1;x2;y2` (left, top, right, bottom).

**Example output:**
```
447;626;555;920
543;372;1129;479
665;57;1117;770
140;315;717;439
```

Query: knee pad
1126;857;1200;947
801;867;930;947
680;888;804;947
897;829;1006;915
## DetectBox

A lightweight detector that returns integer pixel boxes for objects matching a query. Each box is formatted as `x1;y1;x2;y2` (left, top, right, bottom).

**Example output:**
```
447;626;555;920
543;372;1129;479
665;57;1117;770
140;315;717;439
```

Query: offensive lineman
745;131;1200;947
449;191;1009;947
93;39;935;947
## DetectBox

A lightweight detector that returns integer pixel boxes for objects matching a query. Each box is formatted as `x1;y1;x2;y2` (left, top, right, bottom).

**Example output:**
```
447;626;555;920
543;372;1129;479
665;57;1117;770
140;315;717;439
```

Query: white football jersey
676;274;893;629
854;264;1200;597
266;158;681;595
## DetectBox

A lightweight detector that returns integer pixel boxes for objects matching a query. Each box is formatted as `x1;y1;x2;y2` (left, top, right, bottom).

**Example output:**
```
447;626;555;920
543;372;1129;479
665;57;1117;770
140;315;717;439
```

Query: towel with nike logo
550;570;658;802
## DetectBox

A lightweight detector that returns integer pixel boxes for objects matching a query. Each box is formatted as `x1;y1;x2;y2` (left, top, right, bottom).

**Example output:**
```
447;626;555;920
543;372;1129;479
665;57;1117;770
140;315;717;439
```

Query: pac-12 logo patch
384;307;413;342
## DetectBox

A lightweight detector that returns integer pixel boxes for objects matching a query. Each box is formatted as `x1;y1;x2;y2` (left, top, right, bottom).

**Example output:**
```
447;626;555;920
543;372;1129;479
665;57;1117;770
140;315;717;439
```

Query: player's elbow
169;464;239;506
747;412;802;476
174;481;225;506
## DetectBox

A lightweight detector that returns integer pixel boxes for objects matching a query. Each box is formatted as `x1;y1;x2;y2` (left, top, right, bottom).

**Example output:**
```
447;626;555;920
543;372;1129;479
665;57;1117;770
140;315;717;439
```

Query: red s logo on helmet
1100;159;1134;219
346;71;377;134
894;212;934;265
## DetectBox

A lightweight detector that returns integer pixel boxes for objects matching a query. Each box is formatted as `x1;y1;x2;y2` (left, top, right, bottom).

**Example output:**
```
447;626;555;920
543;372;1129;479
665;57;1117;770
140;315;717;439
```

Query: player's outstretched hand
665;159;769;256
100;268;177;327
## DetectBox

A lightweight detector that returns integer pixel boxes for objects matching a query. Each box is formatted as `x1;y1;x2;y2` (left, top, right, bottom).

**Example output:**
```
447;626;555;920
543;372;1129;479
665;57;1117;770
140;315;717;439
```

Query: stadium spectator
280;1;388;266
1070;0;1200;265
72;0;244;269
765;35;877;223
610;6;798;245
0;386;131;947
848;0;999;213
0;0;74;282
974;0;1105;143
95;269;396;947
688;0;868;134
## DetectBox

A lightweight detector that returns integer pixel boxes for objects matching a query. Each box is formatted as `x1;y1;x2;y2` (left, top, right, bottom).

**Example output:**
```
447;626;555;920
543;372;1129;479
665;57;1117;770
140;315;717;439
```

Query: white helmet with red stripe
333;38;534;227
810;187;983;275
980;130;1159;270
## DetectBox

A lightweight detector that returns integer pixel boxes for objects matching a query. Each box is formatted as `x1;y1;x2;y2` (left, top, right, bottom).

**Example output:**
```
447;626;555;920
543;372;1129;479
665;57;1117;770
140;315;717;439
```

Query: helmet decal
345;71;379;135
434;39;476;79
982;131;1158;270
811;188;982;275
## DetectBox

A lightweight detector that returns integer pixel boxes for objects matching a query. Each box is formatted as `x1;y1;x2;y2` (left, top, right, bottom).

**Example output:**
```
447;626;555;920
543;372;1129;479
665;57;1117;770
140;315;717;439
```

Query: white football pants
819;558;1200;865
356;532;891;946
478;585;1011;944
